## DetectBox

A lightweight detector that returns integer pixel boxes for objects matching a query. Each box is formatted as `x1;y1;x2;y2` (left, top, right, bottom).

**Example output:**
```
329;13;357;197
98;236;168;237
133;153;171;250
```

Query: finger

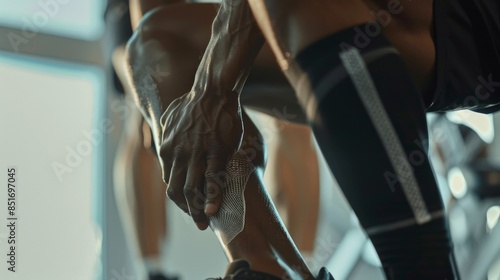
166;157;189;214
184;156;208;230
204;144;231;216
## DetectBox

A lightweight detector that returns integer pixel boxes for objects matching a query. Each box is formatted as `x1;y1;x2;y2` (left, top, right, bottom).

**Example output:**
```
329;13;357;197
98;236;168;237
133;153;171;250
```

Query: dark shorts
428;0;500;114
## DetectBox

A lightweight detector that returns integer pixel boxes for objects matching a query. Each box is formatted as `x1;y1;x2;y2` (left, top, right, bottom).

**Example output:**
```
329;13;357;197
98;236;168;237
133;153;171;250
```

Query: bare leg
113;50;171;278
268;121;319;254
111;1;183;275
132;121;167;259
113;106;145;269
209;112;315;279
246;0;436;95
113;107;168;278
250;111;319;254
247;1;459;279
113;106;167;256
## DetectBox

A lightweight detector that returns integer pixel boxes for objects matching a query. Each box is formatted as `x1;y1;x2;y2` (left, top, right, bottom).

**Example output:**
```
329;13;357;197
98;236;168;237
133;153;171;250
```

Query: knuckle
173;145;189;163
206;169;227;184
205;183;222;199
204;170;217;180
191;151;204;161
190;144;205;159
207;141;229;155
190;207;202;216
205;161;225;176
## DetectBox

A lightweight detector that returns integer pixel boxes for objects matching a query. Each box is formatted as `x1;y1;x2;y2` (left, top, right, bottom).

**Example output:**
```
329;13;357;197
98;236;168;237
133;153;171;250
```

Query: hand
159;90;245;230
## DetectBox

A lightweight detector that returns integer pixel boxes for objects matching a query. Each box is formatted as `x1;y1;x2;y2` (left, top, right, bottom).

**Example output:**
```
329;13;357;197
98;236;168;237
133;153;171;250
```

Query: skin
124;2;318;277
263;116;319;253
126;0;320;246
155;0;436;226
113;105;167;260
129;0;184;29
245;0;436;100
112;0;183;267
124;0;438;278
220;113;314;279
154;1;267;227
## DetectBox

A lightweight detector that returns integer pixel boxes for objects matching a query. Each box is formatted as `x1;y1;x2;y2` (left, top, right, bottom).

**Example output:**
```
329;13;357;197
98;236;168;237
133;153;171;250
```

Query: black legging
296;27;459;280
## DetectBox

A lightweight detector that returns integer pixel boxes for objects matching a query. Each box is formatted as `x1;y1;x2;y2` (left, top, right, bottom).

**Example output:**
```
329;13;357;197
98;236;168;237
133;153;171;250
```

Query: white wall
0;53;104;280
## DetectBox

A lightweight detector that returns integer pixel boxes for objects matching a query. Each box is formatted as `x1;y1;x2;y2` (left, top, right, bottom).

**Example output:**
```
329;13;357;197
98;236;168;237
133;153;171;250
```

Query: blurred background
0;1;499;280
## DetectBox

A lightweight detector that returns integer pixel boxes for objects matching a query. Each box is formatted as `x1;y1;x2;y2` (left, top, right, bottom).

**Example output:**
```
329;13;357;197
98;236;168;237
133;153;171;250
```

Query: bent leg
113;106;169;278
132;120;167;260
247;0;459;279
112;1;179;275
207;112;315;279
114;40;168;254
252;112;320;254
272;122;319;254
114;42;172;277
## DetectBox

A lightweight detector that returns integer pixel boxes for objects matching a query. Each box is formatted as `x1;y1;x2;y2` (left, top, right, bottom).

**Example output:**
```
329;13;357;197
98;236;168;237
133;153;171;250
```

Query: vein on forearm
193;0;265;96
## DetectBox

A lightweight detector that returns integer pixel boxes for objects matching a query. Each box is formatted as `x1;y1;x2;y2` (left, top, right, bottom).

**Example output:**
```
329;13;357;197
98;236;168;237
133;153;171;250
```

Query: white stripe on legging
339;48;431;224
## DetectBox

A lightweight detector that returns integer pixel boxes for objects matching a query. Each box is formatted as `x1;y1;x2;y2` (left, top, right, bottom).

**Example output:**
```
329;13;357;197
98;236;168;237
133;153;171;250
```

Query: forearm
125;5;215;149
192;0;265;96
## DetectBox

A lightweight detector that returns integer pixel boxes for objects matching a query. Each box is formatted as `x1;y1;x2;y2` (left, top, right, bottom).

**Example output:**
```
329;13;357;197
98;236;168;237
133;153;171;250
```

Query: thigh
329;0;437;101
364;0;436;99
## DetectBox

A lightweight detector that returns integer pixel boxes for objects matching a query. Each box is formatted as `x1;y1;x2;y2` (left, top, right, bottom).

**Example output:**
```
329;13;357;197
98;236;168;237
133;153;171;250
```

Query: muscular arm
126;1;264;148
192;0;265;95
159;1;268;226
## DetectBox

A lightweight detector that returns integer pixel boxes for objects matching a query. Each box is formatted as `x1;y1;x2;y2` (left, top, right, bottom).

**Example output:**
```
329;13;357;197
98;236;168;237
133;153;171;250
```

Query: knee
125;6;201;81
126;7;182;58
